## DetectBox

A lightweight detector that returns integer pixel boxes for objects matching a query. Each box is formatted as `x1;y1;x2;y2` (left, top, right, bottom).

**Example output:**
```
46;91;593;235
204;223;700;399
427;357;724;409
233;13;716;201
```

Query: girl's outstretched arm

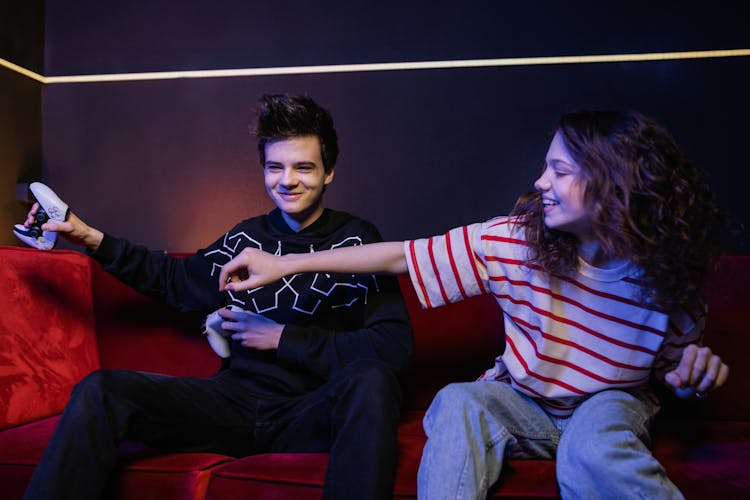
219;241;408;292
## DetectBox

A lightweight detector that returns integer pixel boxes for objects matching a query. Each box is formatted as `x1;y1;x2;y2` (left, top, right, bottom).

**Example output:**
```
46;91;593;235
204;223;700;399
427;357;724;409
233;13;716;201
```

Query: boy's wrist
85;228;104;251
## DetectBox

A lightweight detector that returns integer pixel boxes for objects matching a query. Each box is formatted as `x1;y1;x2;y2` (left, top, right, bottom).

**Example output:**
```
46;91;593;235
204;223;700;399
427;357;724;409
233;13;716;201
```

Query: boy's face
534;131;592;241
264;135;334;232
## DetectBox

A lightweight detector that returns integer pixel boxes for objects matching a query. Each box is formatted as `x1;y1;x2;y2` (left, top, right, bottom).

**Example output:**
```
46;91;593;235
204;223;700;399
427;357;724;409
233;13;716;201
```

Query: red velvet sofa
1;245;749;499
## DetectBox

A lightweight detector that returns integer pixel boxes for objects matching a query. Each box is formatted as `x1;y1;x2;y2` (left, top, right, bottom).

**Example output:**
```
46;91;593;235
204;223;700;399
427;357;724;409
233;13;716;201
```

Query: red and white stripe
404;217;703;418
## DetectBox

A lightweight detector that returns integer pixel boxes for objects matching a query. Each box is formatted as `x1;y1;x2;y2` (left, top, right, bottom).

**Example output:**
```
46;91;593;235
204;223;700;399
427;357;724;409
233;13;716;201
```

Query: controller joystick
202;305;242;358
13;182;70;250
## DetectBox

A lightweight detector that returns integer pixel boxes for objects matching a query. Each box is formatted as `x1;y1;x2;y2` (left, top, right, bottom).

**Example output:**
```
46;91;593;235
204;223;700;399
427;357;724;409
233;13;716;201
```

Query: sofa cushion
0;247;100;429
90;257;221;378
0;414;233;500
653;421;750;497
397;275;506;410
109;451;233;500
698;255;750;420
203;410;560;499
205;452;330;500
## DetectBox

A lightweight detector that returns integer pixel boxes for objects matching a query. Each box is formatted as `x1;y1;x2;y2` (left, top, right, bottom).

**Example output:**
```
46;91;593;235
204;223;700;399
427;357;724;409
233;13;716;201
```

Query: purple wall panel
43;59;750;252
43;1;750;75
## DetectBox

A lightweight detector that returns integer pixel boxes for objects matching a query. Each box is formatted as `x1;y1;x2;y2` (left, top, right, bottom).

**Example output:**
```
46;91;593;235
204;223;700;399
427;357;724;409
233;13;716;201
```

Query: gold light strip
0;57;46;83
3;49;749;84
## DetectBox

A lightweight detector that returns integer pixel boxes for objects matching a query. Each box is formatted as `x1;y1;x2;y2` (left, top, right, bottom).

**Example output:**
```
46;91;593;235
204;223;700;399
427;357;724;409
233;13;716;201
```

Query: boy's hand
25;203;103;250
219;307;283;350
664;344;729;398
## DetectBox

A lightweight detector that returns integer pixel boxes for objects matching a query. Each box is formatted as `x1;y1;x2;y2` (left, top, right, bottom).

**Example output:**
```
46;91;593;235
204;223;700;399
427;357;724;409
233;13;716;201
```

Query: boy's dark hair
512;110;723;311
254;94;339;172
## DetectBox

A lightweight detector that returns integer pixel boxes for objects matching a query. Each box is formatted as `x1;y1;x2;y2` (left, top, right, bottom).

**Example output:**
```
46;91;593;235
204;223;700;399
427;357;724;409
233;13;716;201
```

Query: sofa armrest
0;246;100;429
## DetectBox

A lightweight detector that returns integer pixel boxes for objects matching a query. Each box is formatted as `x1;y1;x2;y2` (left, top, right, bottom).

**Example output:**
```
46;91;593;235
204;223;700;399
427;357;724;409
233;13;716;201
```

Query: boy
23;94;412;500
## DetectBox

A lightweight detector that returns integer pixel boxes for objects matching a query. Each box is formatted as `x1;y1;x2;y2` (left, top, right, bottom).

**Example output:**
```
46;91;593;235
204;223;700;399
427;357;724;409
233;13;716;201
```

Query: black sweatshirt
90;208;413;396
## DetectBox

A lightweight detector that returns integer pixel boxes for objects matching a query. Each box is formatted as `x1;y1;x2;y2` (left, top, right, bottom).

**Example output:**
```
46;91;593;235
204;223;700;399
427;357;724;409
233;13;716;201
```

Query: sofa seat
5;411;745;500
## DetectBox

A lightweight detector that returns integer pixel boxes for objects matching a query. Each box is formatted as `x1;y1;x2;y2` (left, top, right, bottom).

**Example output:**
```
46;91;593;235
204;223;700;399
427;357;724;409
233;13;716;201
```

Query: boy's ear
324;168;335;185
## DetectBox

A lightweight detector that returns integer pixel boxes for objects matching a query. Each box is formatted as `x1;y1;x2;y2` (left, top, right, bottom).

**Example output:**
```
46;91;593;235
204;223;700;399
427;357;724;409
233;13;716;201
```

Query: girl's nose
534;174;550;192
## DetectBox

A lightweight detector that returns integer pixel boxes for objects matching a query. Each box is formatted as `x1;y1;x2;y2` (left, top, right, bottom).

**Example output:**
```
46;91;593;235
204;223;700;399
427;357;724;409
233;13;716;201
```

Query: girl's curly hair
511;110;723;311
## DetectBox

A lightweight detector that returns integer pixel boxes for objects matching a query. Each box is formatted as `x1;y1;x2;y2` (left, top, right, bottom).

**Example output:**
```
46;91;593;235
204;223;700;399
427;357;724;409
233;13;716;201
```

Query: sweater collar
269;208;333;236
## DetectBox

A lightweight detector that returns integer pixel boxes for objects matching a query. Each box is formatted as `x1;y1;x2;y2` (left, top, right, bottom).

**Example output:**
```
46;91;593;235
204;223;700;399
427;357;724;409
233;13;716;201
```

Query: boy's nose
281;169;297;186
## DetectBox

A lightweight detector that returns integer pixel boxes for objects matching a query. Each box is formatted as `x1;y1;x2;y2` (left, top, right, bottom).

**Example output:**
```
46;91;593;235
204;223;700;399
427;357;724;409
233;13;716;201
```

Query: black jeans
23;359;402;500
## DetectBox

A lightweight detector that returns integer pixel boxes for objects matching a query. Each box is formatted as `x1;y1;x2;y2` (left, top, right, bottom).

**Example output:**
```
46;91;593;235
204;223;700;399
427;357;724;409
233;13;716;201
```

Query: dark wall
0;1;45;73
0;1;44;246
0;68;42;246
43;1;749;74
36;1;750;252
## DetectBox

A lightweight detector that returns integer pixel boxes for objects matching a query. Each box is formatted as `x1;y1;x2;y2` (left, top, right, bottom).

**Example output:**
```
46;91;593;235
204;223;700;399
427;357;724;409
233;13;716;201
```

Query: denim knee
556;390;662;498
423;383;482;431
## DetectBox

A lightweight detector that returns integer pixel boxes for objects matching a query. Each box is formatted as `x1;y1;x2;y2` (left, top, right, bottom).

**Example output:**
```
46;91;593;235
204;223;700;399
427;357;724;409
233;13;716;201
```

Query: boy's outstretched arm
219;241;408;292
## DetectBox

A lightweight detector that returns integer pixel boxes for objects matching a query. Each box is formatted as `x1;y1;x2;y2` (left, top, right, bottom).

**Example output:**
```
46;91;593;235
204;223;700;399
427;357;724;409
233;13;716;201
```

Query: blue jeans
418;381;684;500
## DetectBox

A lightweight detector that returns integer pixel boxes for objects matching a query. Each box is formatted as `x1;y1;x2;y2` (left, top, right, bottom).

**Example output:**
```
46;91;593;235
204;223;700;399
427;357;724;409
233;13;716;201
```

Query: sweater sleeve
404;222;490;309
275;225;413;378
652;300;707;384
89;233;224;313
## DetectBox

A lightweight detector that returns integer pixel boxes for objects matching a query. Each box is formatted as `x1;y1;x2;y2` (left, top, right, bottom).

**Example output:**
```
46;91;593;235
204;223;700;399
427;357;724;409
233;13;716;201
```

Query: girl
219;110;729;499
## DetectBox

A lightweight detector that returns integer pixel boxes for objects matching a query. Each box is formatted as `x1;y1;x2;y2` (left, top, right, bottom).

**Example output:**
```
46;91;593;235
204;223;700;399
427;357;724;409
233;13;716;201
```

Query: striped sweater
404;216;703;418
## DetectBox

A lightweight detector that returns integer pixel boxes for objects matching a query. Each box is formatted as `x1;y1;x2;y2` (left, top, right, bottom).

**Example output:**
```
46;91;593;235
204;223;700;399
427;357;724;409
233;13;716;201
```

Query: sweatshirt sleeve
275;224;413;377
89;233;224;313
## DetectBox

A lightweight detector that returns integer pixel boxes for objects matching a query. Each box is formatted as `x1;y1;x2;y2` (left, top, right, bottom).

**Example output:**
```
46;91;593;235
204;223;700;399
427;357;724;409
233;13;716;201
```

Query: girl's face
534;131;593;241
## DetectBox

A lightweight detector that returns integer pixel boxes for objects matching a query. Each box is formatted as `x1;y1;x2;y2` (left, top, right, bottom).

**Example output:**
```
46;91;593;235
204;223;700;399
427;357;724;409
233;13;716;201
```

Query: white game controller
202;305;243;358
13;182;70;250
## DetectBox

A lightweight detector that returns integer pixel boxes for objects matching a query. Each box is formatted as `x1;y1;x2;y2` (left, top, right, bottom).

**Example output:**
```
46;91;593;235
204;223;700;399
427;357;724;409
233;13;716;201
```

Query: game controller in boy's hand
202;305;243;358
13;182;70;250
